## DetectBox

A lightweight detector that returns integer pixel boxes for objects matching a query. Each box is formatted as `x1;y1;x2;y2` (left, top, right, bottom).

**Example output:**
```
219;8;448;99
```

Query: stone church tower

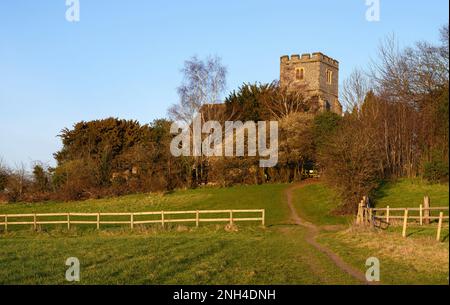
280;52;342;115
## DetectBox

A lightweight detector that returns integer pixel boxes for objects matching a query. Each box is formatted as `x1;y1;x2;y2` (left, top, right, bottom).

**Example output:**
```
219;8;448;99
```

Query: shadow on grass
371;179;393;207
266;223;299;228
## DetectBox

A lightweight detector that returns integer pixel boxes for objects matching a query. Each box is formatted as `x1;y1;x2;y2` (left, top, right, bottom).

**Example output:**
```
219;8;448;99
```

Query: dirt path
284;180;370;284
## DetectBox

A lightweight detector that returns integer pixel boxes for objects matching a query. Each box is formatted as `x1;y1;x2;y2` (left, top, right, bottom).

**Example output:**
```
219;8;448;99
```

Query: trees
168;56;227;124
52;118;155;199
278;112;315;182
318;99;384;213
224;83;274;122
0;158;9;192
317;25;449;212
312;111;342;154
4;163;29;202
341;69;371;112
3;26;447;205
32;163;51;193
224;82;308;122
369;25;449;179
55;118;151;188
168;55;228;187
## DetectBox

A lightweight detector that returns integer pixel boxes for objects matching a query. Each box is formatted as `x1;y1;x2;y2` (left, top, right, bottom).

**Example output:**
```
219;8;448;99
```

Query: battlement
280;51;342;115
280;52;339;67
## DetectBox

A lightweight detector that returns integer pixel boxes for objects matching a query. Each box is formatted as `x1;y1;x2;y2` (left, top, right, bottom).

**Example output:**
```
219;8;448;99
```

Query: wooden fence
0;209;265;232
356;196;448;242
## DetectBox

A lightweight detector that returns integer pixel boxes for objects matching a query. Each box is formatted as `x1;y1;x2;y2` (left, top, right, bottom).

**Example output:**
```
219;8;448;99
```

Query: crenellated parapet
280;52;339;68
280;51;342;115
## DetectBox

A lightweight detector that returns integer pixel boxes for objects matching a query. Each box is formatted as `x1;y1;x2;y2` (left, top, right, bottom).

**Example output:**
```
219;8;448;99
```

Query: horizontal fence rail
356;196;449;242
0;209;265;232
367;206;449;222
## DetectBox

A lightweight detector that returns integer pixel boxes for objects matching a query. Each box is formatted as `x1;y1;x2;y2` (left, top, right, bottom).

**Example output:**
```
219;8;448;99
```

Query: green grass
0;227;358;285
315;178;449;284
1;179;448;284
289;179;449;284
292;183;352;226
386;225;449;241
0;184;289;226
319;229;449;285
374;178;449;208
0;184;357;285
372;178;449;239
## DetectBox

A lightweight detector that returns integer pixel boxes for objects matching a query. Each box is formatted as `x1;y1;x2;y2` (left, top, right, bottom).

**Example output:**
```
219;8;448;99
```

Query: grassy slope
0;184;357;285
296;179;450;285
292;183;352;226
0;184;289;225
319;229;449;285
373;178;449;208
2;180;447;284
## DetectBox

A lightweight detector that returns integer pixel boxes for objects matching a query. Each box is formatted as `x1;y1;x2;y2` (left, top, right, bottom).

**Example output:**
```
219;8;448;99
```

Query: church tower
280;52;342;115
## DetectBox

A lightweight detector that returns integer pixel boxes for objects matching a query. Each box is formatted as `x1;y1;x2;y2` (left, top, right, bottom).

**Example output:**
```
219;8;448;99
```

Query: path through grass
0;183;357;284
297;179;450;285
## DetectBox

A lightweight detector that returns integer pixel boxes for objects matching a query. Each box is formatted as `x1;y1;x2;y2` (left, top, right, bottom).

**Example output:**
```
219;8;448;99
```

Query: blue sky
0;0;448;168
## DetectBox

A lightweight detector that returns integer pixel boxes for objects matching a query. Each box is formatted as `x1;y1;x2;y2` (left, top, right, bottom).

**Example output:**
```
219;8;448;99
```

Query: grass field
0;179;448;285
0;184;290;225
371;178;449;240
310;179;449;285
0;184;357;285
292;183;352;226
373;178;449;208
319;228;449;285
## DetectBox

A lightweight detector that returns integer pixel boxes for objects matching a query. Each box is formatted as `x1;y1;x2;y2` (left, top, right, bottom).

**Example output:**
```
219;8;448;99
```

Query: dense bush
423;159;449;183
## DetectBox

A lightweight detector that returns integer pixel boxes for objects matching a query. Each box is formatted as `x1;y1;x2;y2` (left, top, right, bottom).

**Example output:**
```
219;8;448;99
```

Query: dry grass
333;226;449;275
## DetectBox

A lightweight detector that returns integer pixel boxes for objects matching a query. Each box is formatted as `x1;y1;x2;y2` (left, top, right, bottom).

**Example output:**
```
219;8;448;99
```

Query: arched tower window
295;68;304;80
326;70;333;84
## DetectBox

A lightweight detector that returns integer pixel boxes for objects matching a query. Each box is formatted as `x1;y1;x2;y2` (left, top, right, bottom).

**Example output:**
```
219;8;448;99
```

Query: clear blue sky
0;0;448;168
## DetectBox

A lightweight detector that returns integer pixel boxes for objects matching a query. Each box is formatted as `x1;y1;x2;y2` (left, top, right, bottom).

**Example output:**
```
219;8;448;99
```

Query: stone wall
280;52;342;115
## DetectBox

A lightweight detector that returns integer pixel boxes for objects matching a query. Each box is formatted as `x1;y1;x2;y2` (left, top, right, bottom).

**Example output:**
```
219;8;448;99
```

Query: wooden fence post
386;206;390;224
356;202;362;225
402;209;409;238
361;196;368;225
0;210;275;232
436;212;443;242
419;204;423;226
369;208;374;227
363;206;367;225
424;196;430;225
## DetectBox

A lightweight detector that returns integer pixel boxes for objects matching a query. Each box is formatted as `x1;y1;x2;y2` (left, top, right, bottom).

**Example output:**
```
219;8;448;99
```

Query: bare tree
168;55;228;186
369;34;411;101
341;68;371;112
265;83;309;120
168;55;227;125
4;162;29;202
370;28;449;102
